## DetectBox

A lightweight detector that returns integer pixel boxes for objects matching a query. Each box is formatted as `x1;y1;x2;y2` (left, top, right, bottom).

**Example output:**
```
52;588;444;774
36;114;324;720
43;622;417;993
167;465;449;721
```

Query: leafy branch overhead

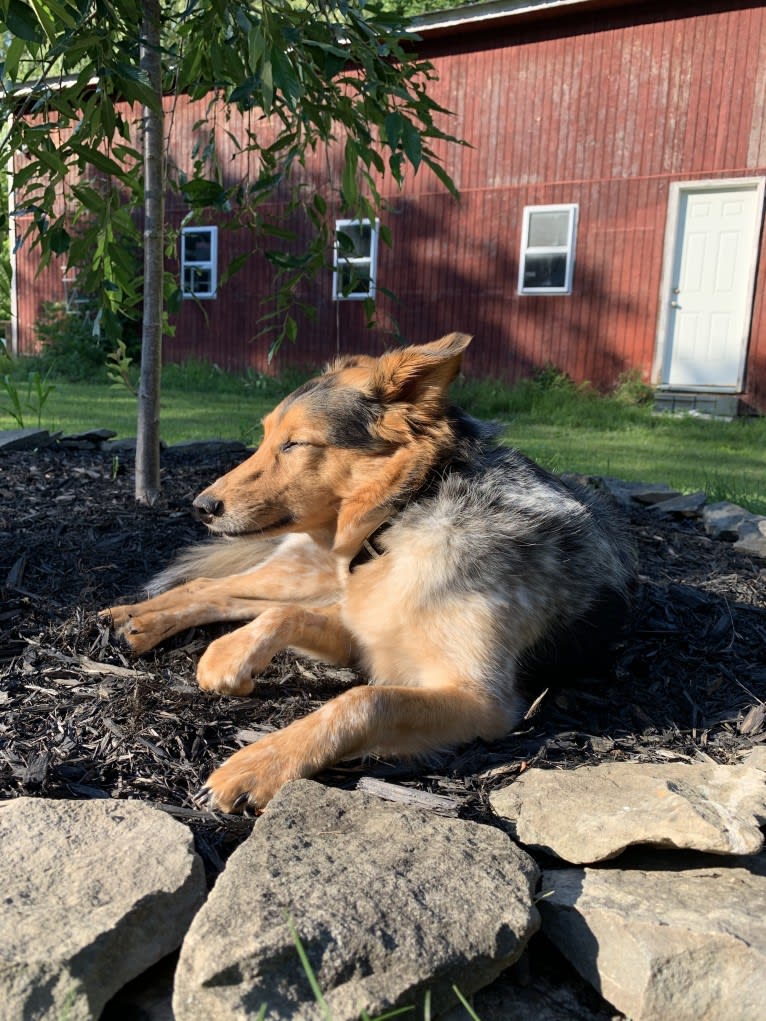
0;0;463;351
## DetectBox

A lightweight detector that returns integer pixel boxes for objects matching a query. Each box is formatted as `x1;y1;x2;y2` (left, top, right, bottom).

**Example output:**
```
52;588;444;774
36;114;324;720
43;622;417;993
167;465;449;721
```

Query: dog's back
344;408;633;706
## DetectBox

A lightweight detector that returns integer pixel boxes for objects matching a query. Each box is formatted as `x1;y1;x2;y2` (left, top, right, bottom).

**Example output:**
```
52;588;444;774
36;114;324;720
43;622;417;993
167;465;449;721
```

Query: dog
104;333;633;813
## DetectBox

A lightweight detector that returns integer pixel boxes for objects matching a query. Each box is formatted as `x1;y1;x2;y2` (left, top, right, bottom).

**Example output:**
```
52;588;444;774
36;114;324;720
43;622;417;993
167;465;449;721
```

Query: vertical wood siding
12;2;766;408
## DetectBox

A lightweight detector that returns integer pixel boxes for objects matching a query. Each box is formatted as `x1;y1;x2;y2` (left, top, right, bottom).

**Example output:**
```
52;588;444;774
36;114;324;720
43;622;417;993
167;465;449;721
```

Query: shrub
34;302;111;381
613;368;654;407
33;302;140;382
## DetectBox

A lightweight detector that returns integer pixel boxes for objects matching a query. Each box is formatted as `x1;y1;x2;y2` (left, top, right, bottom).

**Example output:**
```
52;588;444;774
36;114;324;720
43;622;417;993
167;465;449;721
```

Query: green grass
2;362;765;514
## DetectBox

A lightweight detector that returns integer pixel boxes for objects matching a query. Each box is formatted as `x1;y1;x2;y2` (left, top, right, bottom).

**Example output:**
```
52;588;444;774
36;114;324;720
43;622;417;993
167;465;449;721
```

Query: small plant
0;368;55;428
0;337;13;373
0;373;25;426
27;369;56;426
106;339;138;394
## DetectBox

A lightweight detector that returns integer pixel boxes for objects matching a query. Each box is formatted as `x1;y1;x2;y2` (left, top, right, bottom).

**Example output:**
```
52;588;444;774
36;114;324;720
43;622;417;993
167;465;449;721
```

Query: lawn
2;366;765;514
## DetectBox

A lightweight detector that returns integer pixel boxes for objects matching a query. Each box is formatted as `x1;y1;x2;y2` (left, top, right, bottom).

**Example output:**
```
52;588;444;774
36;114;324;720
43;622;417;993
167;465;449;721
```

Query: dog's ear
369;332;472;405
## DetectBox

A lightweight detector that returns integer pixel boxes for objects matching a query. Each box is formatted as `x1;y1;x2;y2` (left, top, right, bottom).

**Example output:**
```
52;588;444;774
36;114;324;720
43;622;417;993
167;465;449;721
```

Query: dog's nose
193;493;225;521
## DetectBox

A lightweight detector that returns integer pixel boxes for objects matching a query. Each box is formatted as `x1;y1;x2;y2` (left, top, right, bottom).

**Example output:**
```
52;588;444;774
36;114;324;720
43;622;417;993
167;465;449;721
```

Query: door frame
652;176;765;392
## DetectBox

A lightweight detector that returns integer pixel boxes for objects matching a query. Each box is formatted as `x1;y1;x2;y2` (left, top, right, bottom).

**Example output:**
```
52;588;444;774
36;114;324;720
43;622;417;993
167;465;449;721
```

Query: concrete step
654;390;741;418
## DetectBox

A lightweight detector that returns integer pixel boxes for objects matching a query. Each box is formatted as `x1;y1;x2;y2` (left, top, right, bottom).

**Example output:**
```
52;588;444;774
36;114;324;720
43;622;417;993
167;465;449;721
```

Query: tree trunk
135;0;164;505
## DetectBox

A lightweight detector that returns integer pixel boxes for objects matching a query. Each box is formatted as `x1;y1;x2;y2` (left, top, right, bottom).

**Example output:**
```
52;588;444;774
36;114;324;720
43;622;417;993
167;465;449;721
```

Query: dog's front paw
196;631;264;696
99;606;163;655
194;736;298;813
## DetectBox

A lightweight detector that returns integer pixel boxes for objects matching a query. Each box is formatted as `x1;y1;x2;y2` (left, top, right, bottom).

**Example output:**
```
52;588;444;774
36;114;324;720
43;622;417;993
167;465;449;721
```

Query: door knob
670;301;680;308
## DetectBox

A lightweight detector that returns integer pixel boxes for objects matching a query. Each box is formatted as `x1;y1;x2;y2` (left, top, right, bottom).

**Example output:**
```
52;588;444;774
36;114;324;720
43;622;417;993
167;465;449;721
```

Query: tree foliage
1;0;463;352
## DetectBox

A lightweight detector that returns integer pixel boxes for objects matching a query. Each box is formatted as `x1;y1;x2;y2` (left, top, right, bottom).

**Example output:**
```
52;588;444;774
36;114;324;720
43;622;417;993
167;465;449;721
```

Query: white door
659;181;763;390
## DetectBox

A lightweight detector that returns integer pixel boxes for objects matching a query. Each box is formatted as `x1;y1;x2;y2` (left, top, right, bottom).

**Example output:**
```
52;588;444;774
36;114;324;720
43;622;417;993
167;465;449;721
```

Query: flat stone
103;437;138;452
490;762;766;863
173;779;540;1021
733;517;766;558
0;427;51;450
599;478;679;509
60;428;117;443
702;501;753;541
166;439;248;456
0;798;206;1021
650;490;707;517
539;854;766;1021
437;954;620;1021
741;746;766;772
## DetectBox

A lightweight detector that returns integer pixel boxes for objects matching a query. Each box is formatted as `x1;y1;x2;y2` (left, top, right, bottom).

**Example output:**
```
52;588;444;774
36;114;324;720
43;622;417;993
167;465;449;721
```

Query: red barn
9;0;766;412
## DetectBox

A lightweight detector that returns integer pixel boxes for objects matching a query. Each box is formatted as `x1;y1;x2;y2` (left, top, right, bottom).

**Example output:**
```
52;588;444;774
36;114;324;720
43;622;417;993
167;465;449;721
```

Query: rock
600;478;679;509
0;798;206;1021
702;501;753;541
437;948;620;1021
58;428;117;448
741;746;766;772
103;437;138;453
0;427;52;450
489;762;766;863
539;854;766;1021
650;490;707;517
166;438;248;457
173;779;540;1021
733;517;766;558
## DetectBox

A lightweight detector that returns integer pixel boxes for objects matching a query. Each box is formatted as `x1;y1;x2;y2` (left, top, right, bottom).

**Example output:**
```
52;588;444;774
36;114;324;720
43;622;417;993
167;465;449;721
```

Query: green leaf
181;178;227;207
1;34;27;79
34;148;70;177
48;226;70;254
424;158;460;201
383;110;404;149
68;142;126;177
400;117;422;170
5;0;43;42
219;250;253;287
341;138;359;209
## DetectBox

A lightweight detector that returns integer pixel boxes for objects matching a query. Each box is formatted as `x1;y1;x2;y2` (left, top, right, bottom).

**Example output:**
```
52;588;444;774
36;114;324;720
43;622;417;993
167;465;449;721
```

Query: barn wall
12;1;766;406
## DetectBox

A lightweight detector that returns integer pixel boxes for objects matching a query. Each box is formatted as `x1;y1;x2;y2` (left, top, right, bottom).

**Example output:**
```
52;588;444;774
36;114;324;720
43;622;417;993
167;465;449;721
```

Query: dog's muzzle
193;493;225;524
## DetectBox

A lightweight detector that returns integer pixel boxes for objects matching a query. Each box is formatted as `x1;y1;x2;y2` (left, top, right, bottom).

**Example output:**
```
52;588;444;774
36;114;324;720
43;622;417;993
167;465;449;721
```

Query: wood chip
355;777;460;815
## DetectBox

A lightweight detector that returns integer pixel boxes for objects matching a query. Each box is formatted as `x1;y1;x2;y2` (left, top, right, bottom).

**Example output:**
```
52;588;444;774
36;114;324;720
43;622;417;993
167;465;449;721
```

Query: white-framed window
181;226;218;299
518;204;578;295
333;218;380;301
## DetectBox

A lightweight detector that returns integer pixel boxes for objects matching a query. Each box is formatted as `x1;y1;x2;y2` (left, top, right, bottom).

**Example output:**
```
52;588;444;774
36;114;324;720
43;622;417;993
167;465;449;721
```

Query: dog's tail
146;536;279;596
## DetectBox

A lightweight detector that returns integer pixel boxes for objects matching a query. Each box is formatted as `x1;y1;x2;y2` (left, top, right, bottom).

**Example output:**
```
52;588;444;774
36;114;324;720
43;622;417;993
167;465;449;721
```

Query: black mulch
2;445;766;880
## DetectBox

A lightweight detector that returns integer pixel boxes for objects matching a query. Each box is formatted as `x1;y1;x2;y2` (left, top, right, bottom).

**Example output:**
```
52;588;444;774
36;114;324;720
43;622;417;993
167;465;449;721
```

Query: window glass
523;253;567;290
333;218;379;301
183;232;212;262
528;210;570;248
518;204;578;295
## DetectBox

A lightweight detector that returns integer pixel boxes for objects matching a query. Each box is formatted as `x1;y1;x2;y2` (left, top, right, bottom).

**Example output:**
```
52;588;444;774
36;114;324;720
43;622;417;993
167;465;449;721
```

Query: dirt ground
2;442;766;878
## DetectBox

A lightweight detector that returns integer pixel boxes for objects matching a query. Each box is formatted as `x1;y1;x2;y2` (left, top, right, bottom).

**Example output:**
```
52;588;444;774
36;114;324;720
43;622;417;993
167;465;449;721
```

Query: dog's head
192;332;472;550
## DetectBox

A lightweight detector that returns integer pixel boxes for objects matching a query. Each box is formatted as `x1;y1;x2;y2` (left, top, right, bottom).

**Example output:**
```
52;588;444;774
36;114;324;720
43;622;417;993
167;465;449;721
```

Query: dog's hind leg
196;682;513;813
195;603;356;696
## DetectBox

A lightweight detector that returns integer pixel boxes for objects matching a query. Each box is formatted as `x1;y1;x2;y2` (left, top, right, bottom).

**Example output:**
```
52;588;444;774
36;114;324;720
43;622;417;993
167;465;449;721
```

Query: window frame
332;217;380;301
180;225;218;300
518;204;578;295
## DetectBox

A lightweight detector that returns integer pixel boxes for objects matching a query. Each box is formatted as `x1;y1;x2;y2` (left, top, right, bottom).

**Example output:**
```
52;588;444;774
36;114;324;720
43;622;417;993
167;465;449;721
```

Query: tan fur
102;332;615;813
